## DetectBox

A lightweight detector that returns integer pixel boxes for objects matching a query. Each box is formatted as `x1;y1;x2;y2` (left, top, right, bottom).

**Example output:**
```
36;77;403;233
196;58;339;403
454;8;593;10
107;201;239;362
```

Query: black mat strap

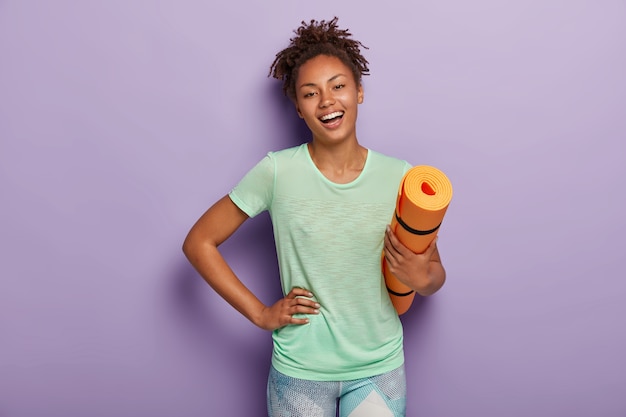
386;286;415;297
395;212;441;236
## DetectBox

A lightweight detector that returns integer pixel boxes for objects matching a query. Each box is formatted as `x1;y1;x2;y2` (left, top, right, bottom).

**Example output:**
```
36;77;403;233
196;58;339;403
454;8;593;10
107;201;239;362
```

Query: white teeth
320;111;344;121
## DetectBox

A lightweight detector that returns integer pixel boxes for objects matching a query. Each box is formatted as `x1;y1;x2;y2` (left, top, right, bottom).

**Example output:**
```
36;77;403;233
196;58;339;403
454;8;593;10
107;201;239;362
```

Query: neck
307;141;367;184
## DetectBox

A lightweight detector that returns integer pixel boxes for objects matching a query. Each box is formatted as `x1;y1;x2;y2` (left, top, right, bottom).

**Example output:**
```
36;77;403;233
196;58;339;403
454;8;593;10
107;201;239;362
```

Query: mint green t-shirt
229;143;412;381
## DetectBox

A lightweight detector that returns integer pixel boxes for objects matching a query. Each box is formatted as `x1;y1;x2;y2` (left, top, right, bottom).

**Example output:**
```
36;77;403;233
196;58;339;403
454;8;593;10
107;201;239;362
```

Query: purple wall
1;1;625;416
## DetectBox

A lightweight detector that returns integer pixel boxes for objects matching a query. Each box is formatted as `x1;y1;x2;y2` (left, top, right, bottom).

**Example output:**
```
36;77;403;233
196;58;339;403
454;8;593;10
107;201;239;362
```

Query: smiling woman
182;17;446;417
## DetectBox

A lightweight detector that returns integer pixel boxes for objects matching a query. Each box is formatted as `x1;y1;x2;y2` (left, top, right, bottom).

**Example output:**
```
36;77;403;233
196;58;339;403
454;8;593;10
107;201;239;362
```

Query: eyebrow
298;73;347;89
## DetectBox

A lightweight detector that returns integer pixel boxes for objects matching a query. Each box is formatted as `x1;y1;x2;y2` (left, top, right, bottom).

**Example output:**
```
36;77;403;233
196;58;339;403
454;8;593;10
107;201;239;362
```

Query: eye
303;91;317;98
334;84;345;90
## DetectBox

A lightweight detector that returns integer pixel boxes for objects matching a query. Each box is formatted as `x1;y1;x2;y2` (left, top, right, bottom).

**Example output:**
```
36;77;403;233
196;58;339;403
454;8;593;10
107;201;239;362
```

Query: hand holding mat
383;165;453;315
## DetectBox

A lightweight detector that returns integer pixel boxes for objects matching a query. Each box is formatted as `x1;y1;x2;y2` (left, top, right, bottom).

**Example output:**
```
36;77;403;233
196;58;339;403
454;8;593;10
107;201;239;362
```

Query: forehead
297;55;353;84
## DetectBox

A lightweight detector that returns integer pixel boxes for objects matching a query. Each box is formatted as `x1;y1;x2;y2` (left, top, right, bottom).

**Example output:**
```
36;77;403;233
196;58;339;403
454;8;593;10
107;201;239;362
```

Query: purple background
1;1;625;416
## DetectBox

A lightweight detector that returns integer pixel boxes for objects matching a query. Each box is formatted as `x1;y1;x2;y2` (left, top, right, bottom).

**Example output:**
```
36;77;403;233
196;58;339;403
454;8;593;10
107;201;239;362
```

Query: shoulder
267;143;308;161
245;144;307;174
367;148;412;172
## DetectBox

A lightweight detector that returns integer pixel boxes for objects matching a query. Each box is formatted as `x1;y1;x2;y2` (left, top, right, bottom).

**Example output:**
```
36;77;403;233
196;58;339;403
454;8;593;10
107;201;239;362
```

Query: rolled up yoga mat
384;165;453;315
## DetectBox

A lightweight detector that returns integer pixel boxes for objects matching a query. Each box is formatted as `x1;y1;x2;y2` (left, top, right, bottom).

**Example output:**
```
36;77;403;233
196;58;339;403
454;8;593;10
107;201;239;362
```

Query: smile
319;111;344;123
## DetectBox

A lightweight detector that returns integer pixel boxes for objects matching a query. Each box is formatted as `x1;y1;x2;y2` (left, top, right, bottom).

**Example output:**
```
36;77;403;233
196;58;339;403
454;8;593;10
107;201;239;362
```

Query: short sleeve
228;154;275;218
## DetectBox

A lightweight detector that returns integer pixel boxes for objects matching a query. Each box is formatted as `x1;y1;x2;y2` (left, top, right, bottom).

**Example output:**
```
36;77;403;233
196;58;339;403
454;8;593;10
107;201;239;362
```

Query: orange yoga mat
383;165;453;315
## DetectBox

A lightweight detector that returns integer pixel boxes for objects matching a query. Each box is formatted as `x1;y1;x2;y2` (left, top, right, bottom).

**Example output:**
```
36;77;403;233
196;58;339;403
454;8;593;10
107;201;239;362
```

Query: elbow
182;230;217;263
182;231;198;260
182;238;191;258
414;267;446;297
415;279;444;297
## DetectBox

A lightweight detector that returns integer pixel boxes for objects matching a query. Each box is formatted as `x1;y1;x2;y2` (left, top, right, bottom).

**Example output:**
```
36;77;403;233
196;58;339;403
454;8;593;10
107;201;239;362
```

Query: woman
183;17;445;417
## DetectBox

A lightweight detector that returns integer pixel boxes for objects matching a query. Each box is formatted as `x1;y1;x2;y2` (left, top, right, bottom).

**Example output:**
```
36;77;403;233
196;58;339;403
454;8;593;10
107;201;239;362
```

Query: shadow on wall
399;294;436;349
164;78;310;412
168;213;281;413
401;294;431;322
265;80;311;149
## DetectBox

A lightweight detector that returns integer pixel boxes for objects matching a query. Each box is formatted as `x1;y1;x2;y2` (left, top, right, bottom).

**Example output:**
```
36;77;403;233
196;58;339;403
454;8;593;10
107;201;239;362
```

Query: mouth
319;111;344;124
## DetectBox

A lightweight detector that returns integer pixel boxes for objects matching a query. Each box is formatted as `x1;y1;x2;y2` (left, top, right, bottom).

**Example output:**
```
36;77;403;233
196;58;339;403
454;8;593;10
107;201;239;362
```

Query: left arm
383;225;446;296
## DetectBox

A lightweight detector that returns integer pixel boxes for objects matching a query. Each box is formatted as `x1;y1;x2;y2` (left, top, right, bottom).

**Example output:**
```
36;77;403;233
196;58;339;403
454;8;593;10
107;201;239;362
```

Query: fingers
285;288;318;309
286;287;313;299
285;300;320;318
384;225;440;266
384;225;405;264
384;225;397;251
283;287;320;326
386;225;439;253
286;304;319;326
259;287;321;331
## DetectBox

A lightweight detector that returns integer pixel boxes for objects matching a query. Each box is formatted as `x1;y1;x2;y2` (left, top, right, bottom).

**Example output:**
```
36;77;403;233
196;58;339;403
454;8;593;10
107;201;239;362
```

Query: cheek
339;90;360;105
299;107;313;120
295;100;310;118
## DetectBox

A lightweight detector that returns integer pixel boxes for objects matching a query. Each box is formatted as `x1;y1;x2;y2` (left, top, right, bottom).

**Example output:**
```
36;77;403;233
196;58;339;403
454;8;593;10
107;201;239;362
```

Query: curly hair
269;17;369;101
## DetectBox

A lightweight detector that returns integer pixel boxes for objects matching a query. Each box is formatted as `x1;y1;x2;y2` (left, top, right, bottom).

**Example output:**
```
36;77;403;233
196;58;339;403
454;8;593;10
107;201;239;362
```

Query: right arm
182;195;319;330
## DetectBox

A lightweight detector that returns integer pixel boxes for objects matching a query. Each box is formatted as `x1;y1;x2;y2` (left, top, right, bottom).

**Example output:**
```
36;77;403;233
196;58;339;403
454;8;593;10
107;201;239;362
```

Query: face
294;55;364;146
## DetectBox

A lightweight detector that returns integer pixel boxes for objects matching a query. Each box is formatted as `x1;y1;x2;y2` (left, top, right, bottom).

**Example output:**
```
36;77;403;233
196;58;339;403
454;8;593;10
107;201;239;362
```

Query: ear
357;84;364;104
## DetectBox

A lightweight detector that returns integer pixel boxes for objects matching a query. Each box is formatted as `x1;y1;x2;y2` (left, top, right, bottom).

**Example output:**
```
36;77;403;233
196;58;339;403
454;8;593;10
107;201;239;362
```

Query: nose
319;89;335;108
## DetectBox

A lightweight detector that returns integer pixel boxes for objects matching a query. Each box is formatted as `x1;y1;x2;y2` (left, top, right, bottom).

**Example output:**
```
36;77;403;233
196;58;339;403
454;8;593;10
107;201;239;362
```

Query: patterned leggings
267;365;406;417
